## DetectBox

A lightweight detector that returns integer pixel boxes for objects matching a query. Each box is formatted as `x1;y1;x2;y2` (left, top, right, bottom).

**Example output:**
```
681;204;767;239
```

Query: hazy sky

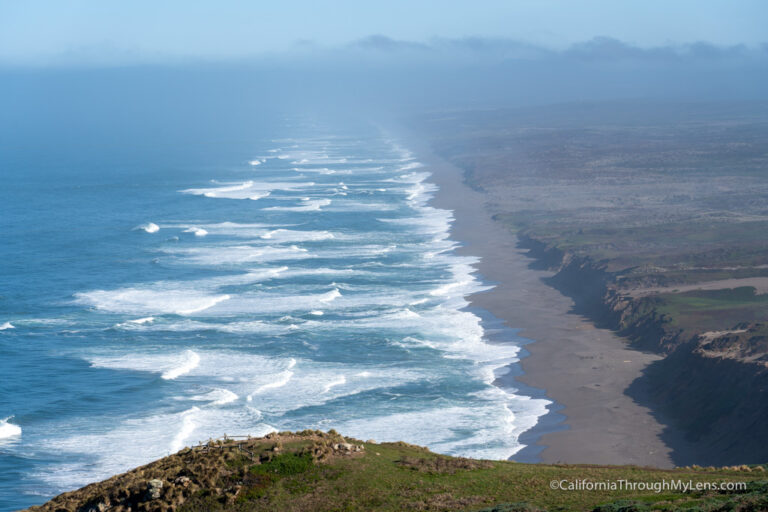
1;0;766;65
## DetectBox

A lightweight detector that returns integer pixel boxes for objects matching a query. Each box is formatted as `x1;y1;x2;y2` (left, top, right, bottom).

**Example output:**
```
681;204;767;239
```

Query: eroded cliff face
642;335;768;466
519;234;768;465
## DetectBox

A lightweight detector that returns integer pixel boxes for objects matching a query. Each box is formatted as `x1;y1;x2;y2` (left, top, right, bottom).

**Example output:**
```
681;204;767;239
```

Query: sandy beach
424;150;685;468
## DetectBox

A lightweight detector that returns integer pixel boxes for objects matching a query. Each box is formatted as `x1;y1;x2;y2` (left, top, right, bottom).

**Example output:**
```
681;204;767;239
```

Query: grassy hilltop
26;431;768;512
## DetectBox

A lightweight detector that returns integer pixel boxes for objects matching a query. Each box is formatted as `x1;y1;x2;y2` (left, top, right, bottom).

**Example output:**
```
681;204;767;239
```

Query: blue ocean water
0;117;549;510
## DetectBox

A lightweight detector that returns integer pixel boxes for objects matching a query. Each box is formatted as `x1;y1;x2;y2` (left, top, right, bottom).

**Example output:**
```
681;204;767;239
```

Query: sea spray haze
0;75;549;509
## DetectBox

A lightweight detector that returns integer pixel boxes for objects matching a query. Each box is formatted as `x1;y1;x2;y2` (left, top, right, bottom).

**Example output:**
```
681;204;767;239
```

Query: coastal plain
418;101;768;467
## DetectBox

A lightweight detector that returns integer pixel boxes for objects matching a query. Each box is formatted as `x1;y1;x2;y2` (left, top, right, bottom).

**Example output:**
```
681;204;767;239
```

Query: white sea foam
333;399;545;460
247;358;297;400
397;161;425;172
0;417;21;441
164;245;311;265
162;350;201;380
190;388;239;406
165;221;329;240
87;349;417;416
184;227;208;237
134;222;159;233
75;288;230;315
248;370;294;400
292;166;336;174
260;229;335;242
6;318;74;329
35;405;273;491
182;221;274;234
89;349;201;380
181;181;309;200
48;340;442;489
170;407;199;452
181;286;420;317
324;200;397;212
430;279;473;297
322;376;346;393
96;280;415;325
307;243;403;259
113;316;155;329
116;318;294;335
318;288;341;303
378;206;453;234
283;150;351;165
43;135;551;496
264;198;331;212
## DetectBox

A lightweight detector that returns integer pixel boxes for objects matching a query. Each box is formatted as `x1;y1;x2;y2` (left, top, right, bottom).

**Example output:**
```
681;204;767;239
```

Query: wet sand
424;151;681;468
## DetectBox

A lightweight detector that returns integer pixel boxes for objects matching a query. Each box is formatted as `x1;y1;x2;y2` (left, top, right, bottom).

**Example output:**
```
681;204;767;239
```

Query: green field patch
654;287;768;334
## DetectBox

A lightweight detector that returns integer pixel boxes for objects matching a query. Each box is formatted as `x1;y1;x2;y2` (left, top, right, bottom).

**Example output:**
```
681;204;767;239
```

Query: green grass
618;268;768;289
175;436;768;512
32;431;768;512
252;452;315;477
654;287;768;334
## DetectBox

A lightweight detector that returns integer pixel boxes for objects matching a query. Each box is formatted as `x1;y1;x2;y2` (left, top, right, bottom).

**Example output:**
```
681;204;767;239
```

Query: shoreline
421;147;680;468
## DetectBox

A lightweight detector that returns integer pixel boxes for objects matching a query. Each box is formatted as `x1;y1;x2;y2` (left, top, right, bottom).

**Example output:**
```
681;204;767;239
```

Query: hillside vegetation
26;431;768;512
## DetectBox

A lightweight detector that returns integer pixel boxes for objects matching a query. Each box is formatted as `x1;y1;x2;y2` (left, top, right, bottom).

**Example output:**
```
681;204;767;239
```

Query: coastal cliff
519;233;768;466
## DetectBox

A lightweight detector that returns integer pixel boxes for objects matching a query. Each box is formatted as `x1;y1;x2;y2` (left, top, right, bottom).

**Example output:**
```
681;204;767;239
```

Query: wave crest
0;417;21;441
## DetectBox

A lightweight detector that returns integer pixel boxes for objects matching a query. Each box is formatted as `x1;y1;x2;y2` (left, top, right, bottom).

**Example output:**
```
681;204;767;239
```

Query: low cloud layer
343;35;767;62
3;34;767;68
1;35;766;159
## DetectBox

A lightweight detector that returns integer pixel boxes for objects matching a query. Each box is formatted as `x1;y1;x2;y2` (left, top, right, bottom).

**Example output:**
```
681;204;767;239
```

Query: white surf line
322;376;346;393
161;350;201;380
0;416;22;440
170;407;199;452
134;222;159;233
246;359;297;401
318;288;341;303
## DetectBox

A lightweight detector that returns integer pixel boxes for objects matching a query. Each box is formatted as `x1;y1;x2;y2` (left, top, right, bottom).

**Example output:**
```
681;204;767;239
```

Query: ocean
0;116;549;510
